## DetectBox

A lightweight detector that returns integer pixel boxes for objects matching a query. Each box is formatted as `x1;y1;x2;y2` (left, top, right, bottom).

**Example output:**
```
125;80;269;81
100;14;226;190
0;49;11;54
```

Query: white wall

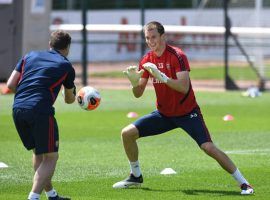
51;9;270;62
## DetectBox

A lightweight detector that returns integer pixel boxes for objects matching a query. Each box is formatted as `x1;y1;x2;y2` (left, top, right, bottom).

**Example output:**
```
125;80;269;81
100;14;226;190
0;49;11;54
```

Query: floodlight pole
81;0;88;86
223;0;238;90
140;0;145;57
224;0;230;90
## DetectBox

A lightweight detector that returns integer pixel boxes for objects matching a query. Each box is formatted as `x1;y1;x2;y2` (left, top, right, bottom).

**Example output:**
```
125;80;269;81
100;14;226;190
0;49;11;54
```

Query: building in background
50;0;270;63
0;0;51;81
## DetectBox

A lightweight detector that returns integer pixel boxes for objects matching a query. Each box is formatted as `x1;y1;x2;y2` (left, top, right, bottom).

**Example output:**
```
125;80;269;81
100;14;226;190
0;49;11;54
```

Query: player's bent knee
121;129;134;140
121;125;139;140
200;142;216;155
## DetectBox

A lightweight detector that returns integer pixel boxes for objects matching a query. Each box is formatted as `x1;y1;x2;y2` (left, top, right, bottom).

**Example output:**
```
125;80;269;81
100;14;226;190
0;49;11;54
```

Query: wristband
73;85;76;96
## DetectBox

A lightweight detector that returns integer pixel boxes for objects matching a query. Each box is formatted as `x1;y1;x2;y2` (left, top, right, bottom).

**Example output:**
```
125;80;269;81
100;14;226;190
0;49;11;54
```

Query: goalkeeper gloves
143;62;169;83
123;66;144;87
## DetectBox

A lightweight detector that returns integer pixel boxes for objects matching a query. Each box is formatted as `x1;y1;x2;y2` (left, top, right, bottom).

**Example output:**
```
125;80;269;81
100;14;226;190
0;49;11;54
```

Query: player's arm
7;70;21;92
132;78;148;98
63;86;76;104
143;62;189;94
63;66;76;104
166;71;190;94
123;66;147;98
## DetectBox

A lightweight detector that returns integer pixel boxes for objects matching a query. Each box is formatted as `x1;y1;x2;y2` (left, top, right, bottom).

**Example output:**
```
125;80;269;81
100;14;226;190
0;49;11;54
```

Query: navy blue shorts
133;107;212;146
12;108;59;155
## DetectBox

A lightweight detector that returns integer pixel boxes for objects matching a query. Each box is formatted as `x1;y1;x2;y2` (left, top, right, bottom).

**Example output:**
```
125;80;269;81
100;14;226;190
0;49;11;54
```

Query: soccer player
113;21;254;195
7;30;75;200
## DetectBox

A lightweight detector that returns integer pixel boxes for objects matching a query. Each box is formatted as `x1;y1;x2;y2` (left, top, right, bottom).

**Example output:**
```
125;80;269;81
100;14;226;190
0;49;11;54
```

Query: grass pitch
0;89;270;199
91;65;259;80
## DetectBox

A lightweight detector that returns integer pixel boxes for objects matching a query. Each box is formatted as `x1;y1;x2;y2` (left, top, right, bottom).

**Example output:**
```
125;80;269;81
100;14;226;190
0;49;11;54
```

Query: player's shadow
141;187;239;196
182;189;239;196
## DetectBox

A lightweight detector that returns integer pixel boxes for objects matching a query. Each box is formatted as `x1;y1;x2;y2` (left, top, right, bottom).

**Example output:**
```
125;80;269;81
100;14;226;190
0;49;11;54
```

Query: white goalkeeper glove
143;62;169;83
123;66;144;87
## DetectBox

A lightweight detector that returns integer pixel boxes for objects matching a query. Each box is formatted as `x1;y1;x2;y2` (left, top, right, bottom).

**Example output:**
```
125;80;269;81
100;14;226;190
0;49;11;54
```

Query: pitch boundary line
225;149;270;155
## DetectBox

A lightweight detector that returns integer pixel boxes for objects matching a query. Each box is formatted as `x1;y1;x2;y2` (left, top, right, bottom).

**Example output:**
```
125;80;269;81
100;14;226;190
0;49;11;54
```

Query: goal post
223;0;267;90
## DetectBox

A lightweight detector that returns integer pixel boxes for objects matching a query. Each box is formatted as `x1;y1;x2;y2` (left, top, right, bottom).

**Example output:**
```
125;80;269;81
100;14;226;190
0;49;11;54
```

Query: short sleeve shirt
139;45;198;116
13;50;75;115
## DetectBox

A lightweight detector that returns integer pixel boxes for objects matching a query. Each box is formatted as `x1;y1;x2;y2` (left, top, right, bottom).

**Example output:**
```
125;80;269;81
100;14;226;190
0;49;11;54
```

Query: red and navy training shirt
139;45;198;117
13;50;75;115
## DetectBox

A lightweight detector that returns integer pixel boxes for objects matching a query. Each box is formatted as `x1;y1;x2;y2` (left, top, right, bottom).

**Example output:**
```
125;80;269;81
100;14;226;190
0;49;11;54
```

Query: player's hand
143;62;169;83
123;66;144;87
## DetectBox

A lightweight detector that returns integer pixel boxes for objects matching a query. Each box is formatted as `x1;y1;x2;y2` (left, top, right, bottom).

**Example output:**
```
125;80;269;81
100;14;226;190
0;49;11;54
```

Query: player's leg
31;152;58;194
31;152;73;200
200;142;236;173
31;152;70;200
33;153;52;190
177;107;253;195
32;153;57;197
32;153;51;190
29;114;70;200
113;110;175;189
112;124;143;189
12;108;40;199
121;124;140;163
200;142;253;194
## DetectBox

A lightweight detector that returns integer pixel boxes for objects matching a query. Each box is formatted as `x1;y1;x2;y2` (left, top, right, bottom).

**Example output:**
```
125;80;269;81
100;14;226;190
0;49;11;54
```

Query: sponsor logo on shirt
151;77;163;84
157;63;164;69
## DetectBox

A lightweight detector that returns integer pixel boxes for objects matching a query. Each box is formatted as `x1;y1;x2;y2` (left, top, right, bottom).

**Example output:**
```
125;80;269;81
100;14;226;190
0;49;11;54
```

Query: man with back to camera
112;21;254;195
7;30;76;200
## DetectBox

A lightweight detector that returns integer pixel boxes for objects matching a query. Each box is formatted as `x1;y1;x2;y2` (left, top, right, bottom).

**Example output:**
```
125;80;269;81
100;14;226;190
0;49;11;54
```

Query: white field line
225;149;270;155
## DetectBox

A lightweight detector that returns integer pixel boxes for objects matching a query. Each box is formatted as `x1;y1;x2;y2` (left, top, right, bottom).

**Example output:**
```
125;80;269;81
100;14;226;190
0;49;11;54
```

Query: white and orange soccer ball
76;86;101;111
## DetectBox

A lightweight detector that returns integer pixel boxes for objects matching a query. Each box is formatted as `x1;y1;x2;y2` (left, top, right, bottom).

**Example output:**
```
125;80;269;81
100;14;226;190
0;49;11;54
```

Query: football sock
232;168;249;185
28;192;40;200
46;188;58;198
129;160;141;177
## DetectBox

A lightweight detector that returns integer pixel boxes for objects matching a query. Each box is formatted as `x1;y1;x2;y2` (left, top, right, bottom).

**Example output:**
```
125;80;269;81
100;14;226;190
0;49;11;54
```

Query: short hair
49;30;71;50
143;21;165;35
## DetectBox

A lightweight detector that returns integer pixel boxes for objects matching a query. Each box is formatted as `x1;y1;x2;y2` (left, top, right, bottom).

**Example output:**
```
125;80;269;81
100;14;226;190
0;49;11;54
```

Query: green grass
90;65;259;80
1;90;270;199
190;66;258;80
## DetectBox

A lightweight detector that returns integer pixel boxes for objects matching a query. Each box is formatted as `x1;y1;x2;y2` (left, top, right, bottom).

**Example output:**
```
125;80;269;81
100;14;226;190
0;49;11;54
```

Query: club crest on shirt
166;63;171;69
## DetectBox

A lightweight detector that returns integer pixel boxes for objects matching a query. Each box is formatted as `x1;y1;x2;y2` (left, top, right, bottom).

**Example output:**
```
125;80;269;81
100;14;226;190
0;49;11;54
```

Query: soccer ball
77;86;101;111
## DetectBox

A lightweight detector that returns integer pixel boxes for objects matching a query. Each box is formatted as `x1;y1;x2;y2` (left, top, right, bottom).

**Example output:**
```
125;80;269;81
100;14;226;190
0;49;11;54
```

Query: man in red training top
113;21;254;195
